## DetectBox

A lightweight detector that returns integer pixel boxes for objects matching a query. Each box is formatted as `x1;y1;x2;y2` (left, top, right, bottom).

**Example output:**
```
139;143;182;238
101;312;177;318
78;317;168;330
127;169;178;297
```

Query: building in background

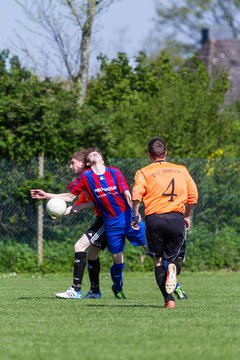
198;27;240;104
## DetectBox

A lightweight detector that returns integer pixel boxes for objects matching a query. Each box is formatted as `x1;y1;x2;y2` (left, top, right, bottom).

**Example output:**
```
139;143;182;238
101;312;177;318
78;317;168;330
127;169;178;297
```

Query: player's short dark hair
148;137;167;159
85;147;104;162
70;149;88;162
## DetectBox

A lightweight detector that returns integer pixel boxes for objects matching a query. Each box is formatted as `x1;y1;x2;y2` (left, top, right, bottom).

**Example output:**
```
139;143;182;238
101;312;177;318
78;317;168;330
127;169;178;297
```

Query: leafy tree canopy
0;50;117;161
1;50;239;161
86;52;239;158
0;50;83;161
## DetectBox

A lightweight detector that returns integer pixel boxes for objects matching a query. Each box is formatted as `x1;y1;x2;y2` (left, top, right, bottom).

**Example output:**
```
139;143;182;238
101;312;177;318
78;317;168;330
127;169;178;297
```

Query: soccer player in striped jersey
131;137;198;308
31;149;146;300
31;150;107;299
68;147;147;299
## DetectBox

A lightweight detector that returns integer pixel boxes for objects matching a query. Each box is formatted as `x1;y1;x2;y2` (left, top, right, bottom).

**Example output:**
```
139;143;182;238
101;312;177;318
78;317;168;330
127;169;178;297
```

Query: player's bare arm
30;189;76;202
184;204;196;230
131;199;141;229
123;190;132;208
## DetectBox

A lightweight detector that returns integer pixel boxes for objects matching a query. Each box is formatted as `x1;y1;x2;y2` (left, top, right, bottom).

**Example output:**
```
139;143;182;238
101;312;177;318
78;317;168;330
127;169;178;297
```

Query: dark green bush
0;224;239;273
0;239;152;273
0;241;38;273
184;225;240;271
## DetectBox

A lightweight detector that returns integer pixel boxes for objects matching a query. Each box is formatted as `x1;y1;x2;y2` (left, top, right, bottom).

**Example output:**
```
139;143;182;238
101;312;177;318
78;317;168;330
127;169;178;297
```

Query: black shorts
145;212;186;261
85;217;107;250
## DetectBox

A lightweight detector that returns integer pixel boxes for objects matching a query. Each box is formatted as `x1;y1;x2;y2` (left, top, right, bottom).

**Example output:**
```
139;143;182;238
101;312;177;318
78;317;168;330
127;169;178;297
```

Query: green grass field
0;271;239;360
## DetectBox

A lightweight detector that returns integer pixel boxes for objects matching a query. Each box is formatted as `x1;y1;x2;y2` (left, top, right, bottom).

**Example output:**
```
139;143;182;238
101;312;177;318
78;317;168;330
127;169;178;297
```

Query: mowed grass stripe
0;272;239;360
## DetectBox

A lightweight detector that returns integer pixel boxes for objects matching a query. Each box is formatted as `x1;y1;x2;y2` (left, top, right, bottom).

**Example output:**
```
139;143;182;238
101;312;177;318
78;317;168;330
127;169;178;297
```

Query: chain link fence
0;158;239;254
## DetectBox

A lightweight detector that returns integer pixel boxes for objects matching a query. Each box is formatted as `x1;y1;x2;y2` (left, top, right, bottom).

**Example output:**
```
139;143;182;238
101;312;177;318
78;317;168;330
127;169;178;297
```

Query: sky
0;0;157;76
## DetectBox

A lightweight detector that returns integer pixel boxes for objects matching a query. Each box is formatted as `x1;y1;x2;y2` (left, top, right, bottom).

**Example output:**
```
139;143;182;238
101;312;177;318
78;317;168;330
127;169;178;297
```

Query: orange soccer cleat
164;300;176;309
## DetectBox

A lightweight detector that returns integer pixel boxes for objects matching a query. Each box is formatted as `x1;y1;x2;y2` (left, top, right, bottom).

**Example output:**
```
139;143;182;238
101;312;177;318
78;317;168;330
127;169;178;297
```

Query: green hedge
0;225;239;273
184;225;240;271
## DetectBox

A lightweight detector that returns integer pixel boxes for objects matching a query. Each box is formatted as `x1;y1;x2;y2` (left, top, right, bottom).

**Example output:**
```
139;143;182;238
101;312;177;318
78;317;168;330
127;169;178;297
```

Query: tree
86;52;240;158
15;0;120;103
0;50;82;161
0;50;114;161
150;0;240;58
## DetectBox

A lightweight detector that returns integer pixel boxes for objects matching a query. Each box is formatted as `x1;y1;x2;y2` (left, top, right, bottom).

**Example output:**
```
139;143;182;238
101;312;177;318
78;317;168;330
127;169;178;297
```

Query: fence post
37;152;44;266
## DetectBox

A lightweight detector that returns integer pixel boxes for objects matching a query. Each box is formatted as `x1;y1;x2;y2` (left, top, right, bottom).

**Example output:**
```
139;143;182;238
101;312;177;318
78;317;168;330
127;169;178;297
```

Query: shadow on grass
17;297;164;308
86;303;164;309
17;297;56;300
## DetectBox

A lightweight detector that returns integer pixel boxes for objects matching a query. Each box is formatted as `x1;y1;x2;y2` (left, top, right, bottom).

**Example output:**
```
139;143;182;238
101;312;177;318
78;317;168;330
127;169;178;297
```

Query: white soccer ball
46;198;67;218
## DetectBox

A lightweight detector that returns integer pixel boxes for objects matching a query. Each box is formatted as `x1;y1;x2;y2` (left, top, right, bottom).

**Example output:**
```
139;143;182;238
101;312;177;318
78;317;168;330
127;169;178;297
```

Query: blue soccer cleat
84;290;102;299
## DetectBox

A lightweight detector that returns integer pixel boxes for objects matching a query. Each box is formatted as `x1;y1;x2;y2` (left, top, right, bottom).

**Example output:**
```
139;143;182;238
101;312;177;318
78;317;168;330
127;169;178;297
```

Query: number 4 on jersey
162;178;177;201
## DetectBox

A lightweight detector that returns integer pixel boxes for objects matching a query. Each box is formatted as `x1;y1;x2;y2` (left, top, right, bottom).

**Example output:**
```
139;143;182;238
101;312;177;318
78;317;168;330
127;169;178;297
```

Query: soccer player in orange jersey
131;137;198;309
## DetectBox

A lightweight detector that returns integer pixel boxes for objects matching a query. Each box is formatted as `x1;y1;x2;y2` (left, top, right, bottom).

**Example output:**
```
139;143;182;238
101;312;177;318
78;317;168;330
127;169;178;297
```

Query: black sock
155;266;174;303
72;252;87;292
87;258;100;293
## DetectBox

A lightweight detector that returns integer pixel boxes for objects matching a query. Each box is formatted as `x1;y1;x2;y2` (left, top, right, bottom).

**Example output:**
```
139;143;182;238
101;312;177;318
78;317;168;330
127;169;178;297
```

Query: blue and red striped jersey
68;166;130;219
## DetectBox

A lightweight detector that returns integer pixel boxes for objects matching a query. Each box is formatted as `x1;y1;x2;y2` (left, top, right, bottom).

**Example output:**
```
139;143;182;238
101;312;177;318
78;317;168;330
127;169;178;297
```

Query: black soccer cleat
111;285;126;299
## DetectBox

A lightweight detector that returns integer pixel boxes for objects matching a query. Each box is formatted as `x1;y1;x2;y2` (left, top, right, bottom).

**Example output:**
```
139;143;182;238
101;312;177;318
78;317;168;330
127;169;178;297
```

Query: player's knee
74;243;78;252
74;234;91;252
112;252;123;264
87;246;101;260
74;241;85;252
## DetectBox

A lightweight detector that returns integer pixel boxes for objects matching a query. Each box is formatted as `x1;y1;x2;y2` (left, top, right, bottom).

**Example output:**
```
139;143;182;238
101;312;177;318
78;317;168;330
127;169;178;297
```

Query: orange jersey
74;191;92;205
132;161;198;216
74;191;100;217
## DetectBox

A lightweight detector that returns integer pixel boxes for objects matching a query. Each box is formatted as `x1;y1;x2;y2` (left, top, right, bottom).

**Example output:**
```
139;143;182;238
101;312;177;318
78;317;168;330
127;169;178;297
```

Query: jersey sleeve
132;169;147;201
114;168;129;193
74;191;91;205
67;174;86;196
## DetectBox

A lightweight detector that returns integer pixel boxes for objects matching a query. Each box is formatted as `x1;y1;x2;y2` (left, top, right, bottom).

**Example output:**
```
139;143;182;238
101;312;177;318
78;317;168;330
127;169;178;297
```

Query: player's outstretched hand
30;189;47;199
